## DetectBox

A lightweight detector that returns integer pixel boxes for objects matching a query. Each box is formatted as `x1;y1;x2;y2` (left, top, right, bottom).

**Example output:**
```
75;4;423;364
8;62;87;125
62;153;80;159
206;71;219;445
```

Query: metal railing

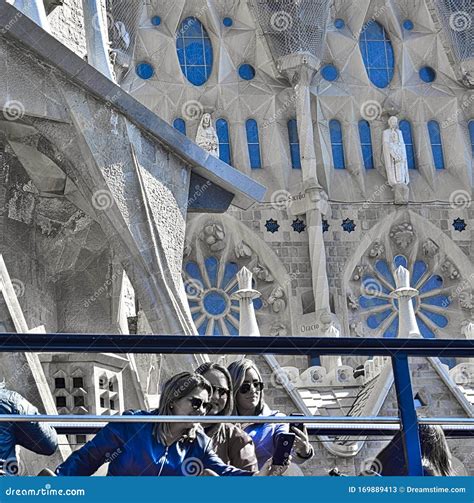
1;333;473;476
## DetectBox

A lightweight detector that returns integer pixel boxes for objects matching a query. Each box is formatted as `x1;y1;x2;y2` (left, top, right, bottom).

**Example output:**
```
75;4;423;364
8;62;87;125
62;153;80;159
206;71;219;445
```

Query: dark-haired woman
196;362;258;472
370;424;454;476
56;372;282;476
228;359;314;470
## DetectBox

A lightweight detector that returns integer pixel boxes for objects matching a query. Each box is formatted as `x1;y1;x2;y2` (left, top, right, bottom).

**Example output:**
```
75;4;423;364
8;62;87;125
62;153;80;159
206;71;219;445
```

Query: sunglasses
188;397;212;413
212;386;229;399
239;381;264;394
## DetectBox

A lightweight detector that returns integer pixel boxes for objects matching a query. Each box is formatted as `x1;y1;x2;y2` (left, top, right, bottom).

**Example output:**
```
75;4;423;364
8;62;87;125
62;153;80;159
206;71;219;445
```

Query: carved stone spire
391;266;420;338
231;267;261;337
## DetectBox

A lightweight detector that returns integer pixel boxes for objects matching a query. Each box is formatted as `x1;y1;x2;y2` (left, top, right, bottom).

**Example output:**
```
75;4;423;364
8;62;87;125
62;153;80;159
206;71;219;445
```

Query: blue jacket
56;410;253;476
0;387;58;475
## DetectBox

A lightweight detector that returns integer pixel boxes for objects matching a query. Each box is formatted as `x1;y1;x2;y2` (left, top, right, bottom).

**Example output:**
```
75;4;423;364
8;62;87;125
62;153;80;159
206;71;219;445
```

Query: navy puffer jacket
0;387;58;475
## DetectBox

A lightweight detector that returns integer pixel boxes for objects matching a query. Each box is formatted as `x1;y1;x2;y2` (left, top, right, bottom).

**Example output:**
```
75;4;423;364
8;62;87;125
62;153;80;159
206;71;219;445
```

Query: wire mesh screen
105;0;144;78
435;0;474;61
250;0;331;60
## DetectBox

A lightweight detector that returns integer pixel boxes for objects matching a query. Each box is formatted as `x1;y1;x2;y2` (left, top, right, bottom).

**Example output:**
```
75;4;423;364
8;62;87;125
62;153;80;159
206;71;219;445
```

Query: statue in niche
196;113;219;158
383;116;409;204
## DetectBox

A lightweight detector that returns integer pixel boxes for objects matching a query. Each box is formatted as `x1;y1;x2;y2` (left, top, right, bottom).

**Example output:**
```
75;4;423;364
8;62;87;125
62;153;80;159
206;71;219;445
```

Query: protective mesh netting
435;0;474;60
105;0;143;63
249;0;331;60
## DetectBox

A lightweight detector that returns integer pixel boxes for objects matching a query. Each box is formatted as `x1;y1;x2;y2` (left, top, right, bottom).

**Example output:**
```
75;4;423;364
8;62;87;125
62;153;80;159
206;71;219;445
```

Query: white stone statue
196;113;219;158
383;116;409;188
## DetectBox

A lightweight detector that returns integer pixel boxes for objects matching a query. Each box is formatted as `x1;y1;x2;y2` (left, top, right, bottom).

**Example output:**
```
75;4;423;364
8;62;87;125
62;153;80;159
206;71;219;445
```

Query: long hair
155;372;212;445
371;425;453;476
195;362;234;443
227;359;264;416
419;424;453;476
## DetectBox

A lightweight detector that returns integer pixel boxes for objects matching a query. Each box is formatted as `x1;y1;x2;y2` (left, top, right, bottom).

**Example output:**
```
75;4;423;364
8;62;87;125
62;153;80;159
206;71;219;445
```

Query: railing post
391;354;423;476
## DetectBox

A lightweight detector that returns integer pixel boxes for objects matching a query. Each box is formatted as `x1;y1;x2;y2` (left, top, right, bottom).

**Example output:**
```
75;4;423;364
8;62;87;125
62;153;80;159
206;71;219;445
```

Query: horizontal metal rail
0;333;473;356
2;415;473;437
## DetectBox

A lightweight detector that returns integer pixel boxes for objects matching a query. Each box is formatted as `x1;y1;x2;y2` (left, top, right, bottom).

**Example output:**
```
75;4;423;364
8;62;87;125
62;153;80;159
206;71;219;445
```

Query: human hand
255;457;291;476
291;426;312;458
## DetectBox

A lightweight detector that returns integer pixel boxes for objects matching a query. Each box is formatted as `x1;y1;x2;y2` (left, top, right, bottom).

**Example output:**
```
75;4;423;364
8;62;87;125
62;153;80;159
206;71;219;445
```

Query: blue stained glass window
412;261;428;287
428;121;445;170
321;65;339;81
359;21;395;88
239;64;256;80
223;17;233;27
205;256;219;287
173;118;186;135
334;18;345;29
329;120;345;169
358;120;374;169
403;19;414;30
367;309;393;329
176;17;213;86
151;16;161;26
246;119;262;169
136;62;154;80
287;119;302;169
203;291;227;315
216;119;231;165
419;66;436;83
469;120;474;157
399;120;416;169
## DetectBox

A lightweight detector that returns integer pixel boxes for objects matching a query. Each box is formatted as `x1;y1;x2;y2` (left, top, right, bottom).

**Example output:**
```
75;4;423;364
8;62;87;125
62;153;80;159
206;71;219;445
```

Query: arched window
216;119;231;165
359;21;395;88
246;119;262;169
329;120;345;169
176;17;213;86
428;121;445;170
399;120;416;169
358;120;374;169
287;119;301;169
469;120;474;157
173;118;186;135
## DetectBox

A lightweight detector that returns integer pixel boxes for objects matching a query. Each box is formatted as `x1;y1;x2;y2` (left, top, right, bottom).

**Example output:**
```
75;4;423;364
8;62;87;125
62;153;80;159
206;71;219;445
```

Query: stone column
392;266;421;338
81;0;115;80
232;267;261;337
9;0;50;32
292;62;331;319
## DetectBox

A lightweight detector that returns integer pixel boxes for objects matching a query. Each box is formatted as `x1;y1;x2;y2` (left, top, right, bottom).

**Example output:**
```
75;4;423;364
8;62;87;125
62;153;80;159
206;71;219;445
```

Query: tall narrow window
287;119;302;169
428;120;445;170
359;21;395;88
358;120;374;169
329;119;345;169
399;120;416;169
469;120;474;157
176;17;213;86
246;119;262;169
173;118;186;135
216;119;231;165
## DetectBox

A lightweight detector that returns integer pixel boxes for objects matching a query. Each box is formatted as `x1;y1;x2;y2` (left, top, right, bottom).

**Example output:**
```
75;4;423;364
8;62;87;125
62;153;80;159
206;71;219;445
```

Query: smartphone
289;412;305;432
272;433;295;466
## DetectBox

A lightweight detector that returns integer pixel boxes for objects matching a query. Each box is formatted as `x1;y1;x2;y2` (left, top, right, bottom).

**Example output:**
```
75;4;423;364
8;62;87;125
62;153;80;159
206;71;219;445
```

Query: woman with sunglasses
196;362;258;472
228;359;314;470
56;372;283;476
